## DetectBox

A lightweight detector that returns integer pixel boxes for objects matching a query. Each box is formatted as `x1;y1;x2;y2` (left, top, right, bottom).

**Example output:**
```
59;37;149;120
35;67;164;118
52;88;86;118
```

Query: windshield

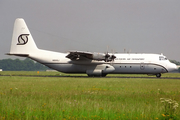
159;56;167;61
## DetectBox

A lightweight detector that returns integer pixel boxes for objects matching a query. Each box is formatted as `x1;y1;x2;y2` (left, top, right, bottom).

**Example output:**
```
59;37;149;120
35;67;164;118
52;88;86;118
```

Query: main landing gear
87;73;107;77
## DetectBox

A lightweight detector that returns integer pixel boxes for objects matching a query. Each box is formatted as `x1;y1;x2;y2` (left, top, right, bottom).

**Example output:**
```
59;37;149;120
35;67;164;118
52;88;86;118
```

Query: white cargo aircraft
7;18;178;78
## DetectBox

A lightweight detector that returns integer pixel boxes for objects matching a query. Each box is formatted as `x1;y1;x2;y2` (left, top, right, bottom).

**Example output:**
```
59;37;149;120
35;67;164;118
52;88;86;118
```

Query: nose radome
167;63;178;72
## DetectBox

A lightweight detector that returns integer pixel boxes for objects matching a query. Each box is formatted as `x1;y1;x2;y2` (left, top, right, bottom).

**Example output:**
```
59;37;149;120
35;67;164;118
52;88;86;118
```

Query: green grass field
0;72;180;120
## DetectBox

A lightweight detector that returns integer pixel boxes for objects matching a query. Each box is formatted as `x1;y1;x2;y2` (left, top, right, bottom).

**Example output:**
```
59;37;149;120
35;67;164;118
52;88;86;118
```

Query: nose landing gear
156;73;161;78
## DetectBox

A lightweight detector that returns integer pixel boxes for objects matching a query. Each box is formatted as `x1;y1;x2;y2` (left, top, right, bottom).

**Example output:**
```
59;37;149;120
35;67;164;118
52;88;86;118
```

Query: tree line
0;58;48;71
170;60;180;65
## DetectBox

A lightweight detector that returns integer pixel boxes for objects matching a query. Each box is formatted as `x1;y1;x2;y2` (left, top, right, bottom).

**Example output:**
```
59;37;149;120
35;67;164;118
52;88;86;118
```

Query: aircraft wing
66;50;116;62
66;51;95;60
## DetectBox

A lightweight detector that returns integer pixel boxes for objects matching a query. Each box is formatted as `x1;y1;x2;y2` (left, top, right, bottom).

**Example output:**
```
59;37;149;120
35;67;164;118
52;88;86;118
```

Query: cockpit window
159;56;167;61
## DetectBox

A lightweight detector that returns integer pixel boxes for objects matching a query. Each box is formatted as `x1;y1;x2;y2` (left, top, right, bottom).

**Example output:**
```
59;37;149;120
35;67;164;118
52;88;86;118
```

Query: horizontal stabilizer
6;53;29;57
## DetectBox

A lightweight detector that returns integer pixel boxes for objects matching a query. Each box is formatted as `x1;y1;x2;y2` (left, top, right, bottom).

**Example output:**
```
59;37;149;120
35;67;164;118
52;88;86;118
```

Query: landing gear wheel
101;73;107;77
156;73;161;78
87;74;107;77
87;74;93;77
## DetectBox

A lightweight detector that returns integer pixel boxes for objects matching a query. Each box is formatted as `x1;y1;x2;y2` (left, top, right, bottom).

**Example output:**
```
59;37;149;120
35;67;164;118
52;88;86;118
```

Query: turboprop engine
91;53;106;60
92;53;116;62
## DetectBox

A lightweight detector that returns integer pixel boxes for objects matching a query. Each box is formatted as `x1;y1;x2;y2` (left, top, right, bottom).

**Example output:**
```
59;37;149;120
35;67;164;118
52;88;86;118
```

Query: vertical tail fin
8;18;38;56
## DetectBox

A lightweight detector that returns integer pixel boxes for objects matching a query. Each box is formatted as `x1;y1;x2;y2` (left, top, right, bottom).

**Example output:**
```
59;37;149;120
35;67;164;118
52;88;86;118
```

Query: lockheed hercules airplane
7;18;178;77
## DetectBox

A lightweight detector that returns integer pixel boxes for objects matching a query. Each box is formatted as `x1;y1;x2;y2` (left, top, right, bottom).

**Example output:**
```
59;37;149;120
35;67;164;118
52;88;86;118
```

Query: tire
156;73;161;78
101;73;107;77
87;74;93;77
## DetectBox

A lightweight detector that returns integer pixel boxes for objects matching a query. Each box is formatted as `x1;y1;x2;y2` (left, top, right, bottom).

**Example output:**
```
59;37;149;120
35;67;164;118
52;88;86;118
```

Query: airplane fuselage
28;49;177;77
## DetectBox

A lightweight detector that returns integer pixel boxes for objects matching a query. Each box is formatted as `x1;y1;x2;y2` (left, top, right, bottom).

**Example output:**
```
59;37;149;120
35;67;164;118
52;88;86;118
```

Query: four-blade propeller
104;52;116;62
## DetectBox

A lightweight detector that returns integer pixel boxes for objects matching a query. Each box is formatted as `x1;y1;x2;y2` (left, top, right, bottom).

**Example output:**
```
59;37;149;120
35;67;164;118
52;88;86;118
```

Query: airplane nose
167;63;178;73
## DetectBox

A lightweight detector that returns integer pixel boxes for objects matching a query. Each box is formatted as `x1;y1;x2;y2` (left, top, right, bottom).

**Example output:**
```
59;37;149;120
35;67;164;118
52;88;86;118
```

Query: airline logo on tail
17;34;29;45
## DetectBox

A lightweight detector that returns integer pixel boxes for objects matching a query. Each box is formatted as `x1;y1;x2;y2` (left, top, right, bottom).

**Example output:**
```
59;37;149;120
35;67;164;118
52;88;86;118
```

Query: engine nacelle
92;53;105;61
92;53;116;62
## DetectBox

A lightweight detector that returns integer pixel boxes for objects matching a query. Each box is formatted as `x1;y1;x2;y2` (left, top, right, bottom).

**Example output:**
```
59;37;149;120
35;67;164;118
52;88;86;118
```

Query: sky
1;0;180;61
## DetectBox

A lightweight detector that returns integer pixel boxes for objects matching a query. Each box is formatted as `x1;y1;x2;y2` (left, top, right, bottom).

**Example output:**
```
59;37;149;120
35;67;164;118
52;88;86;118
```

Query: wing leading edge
66;51;116;62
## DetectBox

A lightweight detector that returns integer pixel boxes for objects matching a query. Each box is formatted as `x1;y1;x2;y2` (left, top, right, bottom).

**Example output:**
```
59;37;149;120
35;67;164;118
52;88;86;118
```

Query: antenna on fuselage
124;48;126;53
127;49;131;54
